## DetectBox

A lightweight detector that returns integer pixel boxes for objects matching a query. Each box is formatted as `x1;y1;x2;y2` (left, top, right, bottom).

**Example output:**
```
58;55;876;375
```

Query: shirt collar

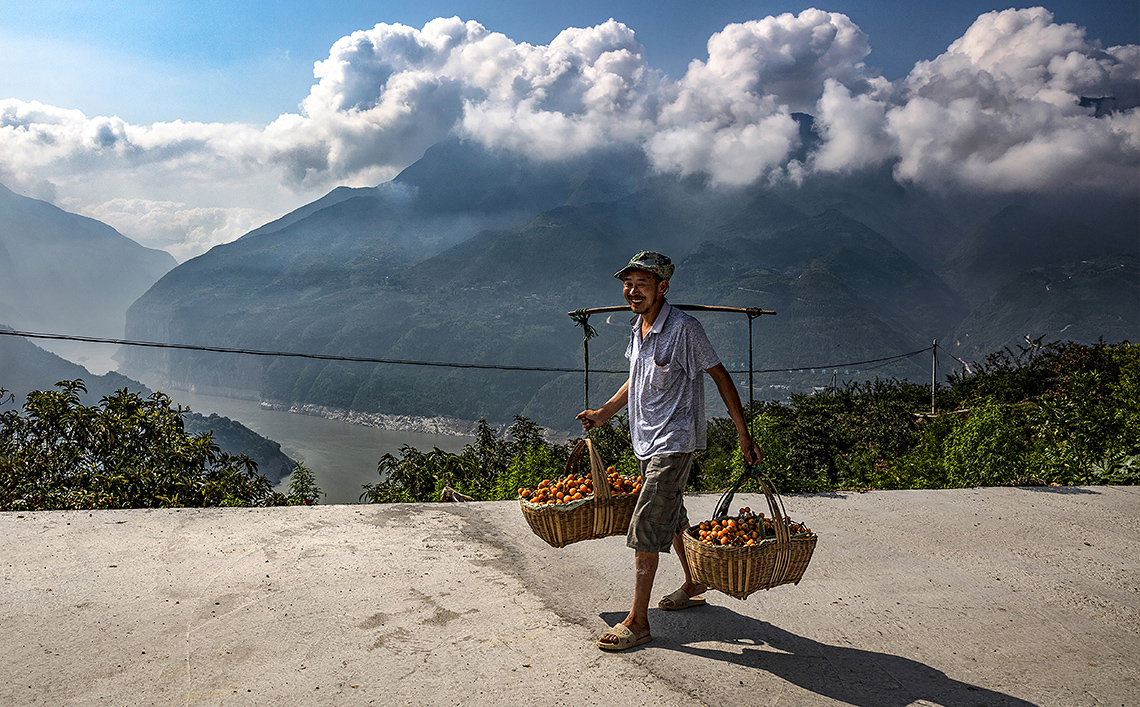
652;301;673;334
632;300;672;337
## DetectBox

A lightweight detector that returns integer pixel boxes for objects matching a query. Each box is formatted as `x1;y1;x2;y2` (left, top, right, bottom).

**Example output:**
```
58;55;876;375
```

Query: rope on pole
569;310;599;410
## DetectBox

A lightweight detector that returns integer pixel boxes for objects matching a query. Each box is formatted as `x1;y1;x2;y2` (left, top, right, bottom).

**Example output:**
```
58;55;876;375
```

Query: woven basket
519;438;639;548
683;474;817;599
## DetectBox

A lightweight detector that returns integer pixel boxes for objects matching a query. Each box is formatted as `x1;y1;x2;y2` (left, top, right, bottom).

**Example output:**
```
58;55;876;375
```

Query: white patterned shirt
625;301;721;459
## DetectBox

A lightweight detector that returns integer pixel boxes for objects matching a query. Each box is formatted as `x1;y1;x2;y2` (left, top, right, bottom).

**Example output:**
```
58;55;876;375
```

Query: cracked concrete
1;487;1136;706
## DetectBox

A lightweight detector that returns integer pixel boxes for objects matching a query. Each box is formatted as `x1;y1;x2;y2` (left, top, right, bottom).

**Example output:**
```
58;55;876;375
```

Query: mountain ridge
110;139;1139;431
0;182;176;338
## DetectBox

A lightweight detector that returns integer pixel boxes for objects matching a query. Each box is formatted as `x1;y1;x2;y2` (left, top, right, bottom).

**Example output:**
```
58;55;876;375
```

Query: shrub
287;461;323;505
942;400;1025;487
0;380;275;510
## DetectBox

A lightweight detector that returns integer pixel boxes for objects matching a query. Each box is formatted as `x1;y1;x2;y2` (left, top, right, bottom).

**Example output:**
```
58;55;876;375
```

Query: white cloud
646;9;880;184
810;79;892;173
67;197;271;262
885;7;1140;194
0;8;1136;259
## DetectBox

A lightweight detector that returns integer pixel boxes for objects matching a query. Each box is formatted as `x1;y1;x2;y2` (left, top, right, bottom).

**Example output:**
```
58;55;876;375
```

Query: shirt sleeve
682;319;720;377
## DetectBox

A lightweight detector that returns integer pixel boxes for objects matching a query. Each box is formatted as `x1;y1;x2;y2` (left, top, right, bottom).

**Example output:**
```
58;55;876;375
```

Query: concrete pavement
1;486;1137;706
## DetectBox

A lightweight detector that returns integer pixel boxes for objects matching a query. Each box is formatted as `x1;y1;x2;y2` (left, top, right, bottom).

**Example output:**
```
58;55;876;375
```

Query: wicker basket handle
712;465;791;544
712;462;762;520
567;438;612;502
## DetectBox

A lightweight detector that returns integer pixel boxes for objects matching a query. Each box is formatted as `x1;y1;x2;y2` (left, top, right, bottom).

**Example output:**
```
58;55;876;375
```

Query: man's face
623;270;667;315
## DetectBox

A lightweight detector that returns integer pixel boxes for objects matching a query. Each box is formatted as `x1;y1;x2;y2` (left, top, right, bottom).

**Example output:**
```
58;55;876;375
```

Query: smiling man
577;250;761;651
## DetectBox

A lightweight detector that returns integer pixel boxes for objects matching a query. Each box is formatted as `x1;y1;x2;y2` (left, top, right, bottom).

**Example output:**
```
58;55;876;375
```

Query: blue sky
0;2;1136;260
1;1;1135;124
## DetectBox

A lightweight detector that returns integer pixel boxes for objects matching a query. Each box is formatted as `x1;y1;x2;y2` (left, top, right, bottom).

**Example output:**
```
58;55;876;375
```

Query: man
577;250;762;651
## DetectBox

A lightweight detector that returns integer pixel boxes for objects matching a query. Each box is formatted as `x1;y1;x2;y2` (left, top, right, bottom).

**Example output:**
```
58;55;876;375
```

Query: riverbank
2;486;1136;706
161;390;473;504
259;401;482;437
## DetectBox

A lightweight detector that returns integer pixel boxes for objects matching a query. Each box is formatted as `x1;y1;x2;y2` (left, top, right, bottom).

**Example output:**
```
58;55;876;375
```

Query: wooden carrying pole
569;304;777;410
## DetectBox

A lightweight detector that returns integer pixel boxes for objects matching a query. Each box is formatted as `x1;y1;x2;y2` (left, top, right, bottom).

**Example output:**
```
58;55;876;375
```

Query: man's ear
659;278;669;297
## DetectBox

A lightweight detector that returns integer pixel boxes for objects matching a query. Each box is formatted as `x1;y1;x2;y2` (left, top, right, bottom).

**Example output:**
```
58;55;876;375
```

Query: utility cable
0;329;935;378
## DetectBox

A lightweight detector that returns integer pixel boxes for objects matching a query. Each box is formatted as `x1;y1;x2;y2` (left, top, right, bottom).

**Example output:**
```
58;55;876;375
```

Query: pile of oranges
691;507;813;547
519;466;641;505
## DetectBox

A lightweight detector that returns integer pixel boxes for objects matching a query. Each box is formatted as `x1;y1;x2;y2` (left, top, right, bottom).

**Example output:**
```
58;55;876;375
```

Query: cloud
646;9;882;184
295;16;657;165
67;197;272;262
0;99;324;260
885;7;1140;194
0;8;1136;259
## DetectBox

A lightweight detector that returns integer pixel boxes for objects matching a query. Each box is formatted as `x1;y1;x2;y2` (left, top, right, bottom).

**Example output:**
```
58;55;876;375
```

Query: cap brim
615;265;662;280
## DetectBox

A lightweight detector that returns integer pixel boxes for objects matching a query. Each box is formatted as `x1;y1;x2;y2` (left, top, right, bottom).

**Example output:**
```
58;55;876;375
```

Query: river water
164;390;473;505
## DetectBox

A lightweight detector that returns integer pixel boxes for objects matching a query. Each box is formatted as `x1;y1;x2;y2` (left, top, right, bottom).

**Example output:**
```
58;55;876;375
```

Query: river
163;390;473;505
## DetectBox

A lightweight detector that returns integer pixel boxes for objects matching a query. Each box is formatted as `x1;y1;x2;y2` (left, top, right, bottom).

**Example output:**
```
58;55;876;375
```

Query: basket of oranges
517;438;641;548
683;468;817;599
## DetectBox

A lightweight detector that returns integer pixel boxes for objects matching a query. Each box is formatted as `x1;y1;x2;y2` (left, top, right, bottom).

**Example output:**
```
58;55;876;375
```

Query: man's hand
577;409;605;432
740;435;763;467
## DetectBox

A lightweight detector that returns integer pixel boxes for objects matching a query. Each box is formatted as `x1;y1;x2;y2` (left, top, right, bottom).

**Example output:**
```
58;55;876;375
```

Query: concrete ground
1;486;1136;706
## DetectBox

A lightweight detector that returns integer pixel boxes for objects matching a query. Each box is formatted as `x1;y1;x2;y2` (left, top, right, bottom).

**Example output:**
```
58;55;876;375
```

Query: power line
748;345;934;374
0;329;591;374
0;328;935;378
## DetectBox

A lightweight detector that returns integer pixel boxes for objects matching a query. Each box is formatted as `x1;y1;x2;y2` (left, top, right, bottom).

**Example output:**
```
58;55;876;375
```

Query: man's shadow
601;607;1038;707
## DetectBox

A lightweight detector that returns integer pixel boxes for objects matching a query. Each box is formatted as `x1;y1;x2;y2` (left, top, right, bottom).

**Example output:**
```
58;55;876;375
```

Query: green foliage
492;444;563;501
1109;344;1140;439
286;461;324;505
943;400;1025;487
361;416;579;503
356;341;1137;504
15;340;1129;511
359;414;639;503
0;380;279;510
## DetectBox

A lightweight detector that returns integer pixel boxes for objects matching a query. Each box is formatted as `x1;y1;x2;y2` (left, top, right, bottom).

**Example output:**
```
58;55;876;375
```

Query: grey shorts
626;452;694;553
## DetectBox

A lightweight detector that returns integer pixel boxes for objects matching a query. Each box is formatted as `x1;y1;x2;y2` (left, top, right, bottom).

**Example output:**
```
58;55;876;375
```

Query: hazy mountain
950;254;1140;359
0;181;176;337
120;138;1137;431
944;205;1135;308
0;329;294;481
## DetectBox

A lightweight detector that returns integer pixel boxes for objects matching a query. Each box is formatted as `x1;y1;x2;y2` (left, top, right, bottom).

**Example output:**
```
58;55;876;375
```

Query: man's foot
657;583;708;610
596;623;652;651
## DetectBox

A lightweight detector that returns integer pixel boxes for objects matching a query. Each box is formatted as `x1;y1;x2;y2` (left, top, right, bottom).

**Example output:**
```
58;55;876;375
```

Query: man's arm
706;363;762;465
576;378;629;432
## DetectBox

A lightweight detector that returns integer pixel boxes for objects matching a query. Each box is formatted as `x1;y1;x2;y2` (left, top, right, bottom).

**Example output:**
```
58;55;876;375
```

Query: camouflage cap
614;250;675;281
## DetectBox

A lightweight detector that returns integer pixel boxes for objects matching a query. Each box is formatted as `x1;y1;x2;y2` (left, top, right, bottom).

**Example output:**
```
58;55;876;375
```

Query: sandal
596;624;652;651
657;588;706;611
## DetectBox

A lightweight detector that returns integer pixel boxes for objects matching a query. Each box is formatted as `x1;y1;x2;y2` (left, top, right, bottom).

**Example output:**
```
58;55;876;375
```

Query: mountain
0;329;295;481
121;143;972;429
950;254;1140;359
0;182;176;338
120;138;1137;431
943;205;1136;308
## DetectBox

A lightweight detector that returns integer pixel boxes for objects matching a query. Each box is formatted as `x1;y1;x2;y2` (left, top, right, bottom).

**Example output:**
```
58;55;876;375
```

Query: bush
0;380;276;510
942;400;1025;487
356;341;1140;504
287;461;323;505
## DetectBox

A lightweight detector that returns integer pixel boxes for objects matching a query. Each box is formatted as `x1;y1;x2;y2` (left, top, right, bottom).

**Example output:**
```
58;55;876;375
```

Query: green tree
943;400;1024;487
0;380;278;510
287;461;324;505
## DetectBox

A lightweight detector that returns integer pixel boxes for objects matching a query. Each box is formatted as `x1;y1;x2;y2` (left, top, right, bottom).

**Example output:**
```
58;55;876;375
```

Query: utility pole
931;340;937;414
